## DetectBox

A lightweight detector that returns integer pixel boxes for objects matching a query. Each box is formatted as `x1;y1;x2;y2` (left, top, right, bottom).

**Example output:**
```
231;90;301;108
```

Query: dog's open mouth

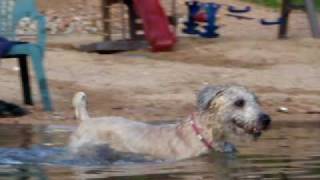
231;119;262;138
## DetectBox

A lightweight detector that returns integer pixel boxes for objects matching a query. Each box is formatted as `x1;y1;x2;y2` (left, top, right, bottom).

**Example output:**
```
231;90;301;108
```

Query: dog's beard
226;119;262;142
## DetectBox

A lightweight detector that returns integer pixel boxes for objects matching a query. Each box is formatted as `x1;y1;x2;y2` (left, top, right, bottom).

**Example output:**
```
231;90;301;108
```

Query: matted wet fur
69;85;271;160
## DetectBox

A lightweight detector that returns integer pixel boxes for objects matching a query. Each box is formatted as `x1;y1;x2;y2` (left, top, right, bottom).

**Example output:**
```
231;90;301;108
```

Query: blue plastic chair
0;0;53;111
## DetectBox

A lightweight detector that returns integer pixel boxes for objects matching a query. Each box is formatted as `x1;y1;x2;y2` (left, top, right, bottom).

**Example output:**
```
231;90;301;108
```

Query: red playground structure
133;0;176;51
80;0;177;53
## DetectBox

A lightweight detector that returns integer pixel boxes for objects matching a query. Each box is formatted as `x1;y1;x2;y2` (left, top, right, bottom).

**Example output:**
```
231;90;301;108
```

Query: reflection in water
19;126;32;149
0;121;319;179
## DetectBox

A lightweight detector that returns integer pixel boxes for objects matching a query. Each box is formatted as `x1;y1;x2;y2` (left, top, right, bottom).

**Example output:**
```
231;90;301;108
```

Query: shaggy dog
69;85;271;160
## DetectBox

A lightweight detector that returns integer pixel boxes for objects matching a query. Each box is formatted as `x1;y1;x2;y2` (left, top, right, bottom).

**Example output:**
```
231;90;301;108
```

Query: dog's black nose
258;113;271;130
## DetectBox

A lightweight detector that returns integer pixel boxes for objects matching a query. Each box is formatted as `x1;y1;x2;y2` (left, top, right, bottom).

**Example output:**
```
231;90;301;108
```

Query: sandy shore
0;0;319;125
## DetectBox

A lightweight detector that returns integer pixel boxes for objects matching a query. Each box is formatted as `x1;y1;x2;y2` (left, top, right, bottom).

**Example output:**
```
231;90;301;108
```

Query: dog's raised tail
72;92;89;121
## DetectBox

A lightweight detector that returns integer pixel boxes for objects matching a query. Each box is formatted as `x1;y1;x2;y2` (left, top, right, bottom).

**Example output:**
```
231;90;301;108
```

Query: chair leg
18;55;33;105
30;47;53;111
279;0;291;39
305;0;320;38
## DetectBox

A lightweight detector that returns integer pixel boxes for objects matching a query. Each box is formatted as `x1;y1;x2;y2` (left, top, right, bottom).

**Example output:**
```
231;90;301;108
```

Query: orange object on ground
133;0;176;52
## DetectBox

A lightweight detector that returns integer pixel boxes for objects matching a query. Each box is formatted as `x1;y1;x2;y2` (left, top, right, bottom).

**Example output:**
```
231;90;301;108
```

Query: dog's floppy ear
197;85;226;111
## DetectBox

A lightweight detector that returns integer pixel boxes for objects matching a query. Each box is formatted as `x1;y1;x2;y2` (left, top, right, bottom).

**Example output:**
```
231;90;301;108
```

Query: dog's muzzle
232;113;271;138
252;113;271;138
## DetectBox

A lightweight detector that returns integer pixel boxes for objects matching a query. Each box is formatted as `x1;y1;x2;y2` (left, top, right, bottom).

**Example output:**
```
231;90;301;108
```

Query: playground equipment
183;1;221;38
183;1;254;38
238;0;319;38
199;4;221;38
184;0;320;39
80;0;177;52
227;5;251;13
227;0;320;38
278;0;320;38
260;18;285;26
183;1;201;35
225;3;284;26
133;0;177;51
227;6;285;26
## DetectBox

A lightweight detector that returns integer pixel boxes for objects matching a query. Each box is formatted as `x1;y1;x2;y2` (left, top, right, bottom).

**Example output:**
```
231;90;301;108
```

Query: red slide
133;0;176;52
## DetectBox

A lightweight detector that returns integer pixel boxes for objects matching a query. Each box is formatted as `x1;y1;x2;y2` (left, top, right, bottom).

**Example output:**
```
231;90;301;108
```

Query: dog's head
197;85;271;140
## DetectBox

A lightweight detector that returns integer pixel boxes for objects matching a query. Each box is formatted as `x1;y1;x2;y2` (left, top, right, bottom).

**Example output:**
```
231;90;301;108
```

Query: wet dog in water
69;85;271;160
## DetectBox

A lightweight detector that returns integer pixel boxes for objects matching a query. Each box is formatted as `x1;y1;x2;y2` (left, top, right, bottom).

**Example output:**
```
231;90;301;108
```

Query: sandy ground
0;0;320;125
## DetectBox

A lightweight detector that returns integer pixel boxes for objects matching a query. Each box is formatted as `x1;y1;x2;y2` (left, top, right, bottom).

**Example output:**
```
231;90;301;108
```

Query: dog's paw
223;142;237;153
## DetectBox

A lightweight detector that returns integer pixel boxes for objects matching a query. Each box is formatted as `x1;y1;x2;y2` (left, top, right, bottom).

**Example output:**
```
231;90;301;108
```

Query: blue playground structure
199;3;221;38
183;1;201;35
183;1;221;38
183;1;288;38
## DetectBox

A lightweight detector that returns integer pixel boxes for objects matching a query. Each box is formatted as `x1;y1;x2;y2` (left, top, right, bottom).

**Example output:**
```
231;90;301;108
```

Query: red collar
190;112;214;150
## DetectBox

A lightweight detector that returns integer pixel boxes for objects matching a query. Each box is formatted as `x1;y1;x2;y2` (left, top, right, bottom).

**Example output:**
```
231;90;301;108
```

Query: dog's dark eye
234;99;245;108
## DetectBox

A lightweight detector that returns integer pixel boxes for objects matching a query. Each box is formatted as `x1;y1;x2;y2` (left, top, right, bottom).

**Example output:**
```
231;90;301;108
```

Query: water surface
0;121;319;179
